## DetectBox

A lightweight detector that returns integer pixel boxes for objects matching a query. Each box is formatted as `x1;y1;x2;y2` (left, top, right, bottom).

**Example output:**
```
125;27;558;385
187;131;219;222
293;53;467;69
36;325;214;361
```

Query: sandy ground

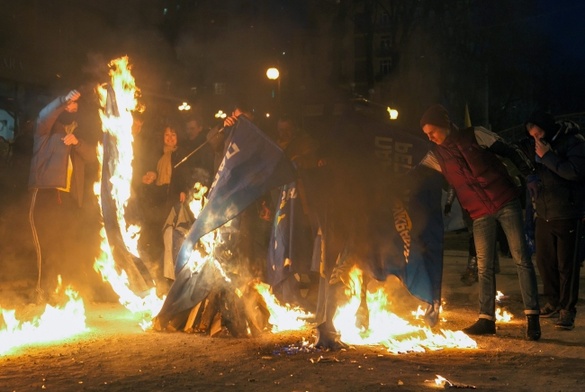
1;142;585;392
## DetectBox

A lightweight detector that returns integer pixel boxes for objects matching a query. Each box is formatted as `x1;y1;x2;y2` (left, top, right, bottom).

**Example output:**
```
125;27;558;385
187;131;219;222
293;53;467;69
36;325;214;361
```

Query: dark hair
525;110;557;138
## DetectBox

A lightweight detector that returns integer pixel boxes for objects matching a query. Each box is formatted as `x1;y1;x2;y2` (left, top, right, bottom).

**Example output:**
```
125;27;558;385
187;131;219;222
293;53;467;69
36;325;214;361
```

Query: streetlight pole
266;67;280;109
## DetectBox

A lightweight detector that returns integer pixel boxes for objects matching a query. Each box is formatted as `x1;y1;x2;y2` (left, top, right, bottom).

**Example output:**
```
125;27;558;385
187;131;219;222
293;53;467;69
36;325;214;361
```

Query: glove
443;203;452;216
526;173;540;200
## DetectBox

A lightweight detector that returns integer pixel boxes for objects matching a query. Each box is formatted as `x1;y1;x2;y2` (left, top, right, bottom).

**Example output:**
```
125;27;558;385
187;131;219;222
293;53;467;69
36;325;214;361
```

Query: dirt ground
1;140;585;392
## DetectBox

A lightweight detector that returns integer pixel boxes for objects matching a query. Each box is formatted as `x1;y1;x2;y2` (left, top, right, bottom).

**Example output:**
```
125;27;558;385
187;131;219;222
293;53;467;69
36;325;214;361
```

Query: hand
62;133;78;146
142;171;157;184
526;173;541;199
223;115;238;127
179;192;186;203
65;89;81;102
443;203;452;216
535;138;551;158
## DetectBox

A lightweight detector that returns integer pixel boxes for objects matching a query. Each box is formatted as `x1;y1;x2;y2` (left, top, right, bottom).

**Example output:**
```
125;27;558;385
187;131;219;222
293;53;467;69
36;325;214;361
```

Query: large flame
333;268;477;354
0;281;87;356
94;56;163;328
253;282;313;332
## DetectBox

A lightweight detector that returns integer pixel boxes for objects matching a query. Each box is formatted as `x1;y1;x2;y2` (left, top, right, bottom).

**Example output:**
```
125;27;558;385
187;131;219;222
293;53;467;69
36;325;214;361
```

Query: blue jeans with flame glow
472;199;540;320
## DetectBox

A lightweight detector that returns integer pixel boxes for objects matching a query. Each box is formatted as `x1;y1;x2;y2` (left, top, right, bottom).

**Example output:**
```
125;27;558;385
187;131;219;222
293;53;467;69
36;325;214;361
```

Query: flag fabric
266;180;314;291
155;117;296;326
308;108;444;308
175;116;296;273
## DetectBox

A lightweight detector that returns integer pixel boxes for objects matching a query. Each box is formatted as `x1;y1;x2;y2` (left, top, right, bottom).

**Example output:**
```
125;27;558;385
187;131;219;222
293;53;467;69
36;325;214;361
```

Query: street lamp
178;102;191;111
266;67;280;101
387;106;399;120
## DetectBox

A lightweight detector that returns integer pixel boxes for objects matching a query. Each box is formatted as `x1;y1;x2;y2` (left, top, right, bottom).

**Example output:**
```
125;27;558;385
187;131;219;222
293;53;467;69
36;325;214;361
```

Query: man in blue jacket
28;89;96;300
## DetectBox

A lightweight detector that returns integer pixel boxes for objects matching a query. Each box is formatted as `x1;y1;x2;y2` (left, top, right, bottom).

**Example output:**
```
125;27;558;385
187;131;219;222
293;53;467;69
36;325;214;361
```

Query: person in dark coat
523;110;585;330
28;89;97;300
418;104;541;340
139;124;190;275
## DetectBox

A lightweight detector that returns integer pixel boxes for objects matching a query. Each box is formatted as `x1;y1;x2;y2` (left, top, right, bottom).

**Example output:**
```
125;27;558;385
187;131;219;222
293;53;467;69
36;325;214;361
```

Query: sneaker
460;268;478;286
539;303;560;318
526;315;541;341
555;310;575;330
462;318;496;335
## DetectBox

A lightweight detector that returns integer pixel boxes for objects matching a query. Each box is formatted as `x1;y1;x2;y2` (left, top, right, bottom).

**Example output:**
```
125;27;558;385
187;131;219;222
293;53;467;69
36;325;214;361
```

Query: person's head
231;98;255;121
276;115;298;147
185;117;204;140
163;125;178;148
420;104;452;145
525;110;557;142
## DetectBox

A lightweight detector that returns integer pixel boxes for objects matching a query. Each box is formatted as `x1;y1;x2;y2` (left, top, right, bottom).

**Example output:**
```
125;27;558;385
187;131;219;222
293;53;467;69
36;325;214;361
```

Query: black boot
462;318;496;335
526;315;542;340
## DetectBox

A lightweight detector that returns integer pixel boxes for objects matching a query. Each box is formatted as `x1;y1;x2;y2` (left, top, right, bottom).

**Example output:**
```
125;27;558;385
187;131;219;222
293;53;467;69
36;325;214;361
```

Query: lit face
163;127;178;148
527;123;545;141
422;124;450;145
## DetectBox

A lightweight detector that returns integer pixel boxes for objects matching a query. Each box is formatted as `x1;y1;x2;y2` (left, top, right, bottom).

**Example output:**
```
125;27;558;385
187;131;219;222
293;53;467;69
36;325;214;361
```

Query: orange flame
93;56;163;328
0;282;87;356
333;267;477;353
253;282;313;332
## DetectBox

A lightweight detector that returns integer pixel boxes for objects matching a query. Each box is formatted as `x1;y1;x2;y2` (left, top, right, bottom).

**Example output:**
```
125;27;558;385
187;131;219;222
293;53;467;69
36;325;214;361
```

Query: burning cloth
154;117;296;328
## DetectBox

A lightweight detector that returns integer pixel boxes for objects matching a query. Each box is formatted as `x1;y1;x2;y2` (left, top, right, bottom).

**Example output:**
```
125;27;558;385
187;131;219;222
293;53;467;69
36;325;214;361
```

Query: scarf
156;145;176;186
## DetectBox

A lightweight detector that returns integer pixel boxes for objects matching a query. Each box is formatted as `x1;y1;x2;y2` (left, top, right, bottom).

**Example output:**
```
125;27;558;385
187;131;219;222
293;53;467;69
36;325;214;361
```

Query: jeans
473;199;539;320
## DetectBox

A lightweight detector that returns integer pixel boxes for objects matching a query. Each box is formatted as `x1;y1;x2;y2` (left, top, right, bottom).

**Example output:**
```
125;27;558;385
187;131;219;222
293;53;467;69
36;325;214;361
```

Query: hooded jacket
28;95;95;207
431;126;521;220
524;119;585;220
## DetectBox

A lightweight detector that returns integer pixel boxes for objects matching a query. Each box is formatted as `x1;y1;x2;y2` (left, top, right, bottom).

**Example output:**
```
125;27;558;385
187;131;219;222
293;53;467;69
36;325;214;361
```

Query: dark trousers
535;217;582;313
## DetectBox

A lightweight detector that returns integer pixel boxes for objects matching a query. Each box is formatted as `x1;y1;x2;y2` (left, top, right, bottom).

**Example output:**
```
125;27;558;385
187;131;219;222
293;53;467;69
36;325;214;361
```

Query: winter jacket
28;96;95;207
525;121;585;220
423;126;530;220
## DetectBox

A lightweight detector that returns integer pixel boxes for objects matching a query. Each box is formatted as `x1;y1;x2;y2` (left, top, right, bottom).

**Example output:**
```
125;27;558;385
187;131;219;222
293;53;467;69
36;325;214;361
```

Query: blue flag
155;117;296;326
309;110;444;309
266;180;314;289
175;117;296;273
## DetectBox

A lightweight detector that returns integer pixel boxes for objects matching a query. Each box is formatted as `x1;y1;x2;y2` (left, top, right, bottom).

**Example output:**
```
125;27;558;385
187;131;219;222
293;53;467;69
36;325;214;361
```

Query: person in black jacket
523;110;585;330
139;124;189;274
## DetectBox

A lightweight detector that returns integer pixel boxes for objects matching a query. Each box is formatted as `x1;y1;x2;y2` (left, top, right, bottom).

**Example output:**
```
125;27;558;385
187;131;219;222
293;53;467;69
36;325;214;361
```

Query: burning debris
426;375;477;389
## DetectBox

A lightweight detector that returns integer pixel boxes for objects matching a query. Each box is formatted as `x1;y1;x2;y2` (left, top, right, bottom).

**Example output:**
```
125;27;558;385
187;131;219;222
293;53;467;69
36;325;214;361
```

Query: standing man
523;110;585;330
28;89;96;300
418;104;541;340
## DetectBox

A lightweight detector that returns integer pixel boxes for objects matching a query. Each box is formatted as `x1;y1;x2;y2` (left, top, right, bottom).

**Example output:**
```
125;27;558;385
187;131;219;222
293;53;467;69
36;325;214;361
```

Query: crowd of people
26;87;585;342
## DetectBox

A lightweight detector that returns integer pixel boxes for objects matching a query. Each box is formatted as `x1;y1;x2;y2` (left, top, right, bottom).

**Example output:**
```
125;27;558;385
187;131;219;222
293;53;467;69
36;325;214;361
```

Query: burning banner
301;104;444;349
96;59;154;295
154;117;296;330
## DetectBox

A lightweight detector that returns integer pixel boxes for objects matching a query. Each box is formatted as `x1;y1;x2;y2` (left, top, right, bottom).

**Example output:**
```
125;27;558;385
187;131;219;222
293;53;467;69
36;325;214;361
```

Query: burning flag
96;57;154;295
154;116;296;329
305;104;445;349
93;56;164;328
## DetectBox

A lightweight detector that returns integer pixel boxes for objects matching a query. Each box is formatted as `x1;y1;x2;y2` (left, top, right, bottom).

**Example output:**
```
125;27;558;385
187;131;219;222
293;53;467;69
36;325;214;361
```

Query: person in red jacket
418;104;541;340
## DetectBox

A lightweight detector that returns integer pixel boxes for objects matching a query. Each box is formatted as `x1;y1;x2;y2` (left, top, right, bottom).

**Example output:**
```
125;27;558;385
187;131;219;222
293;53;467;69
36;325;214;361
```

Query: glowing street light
266;67;281;103
387;106;399;120
178;102;191;111
266;67;280;80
